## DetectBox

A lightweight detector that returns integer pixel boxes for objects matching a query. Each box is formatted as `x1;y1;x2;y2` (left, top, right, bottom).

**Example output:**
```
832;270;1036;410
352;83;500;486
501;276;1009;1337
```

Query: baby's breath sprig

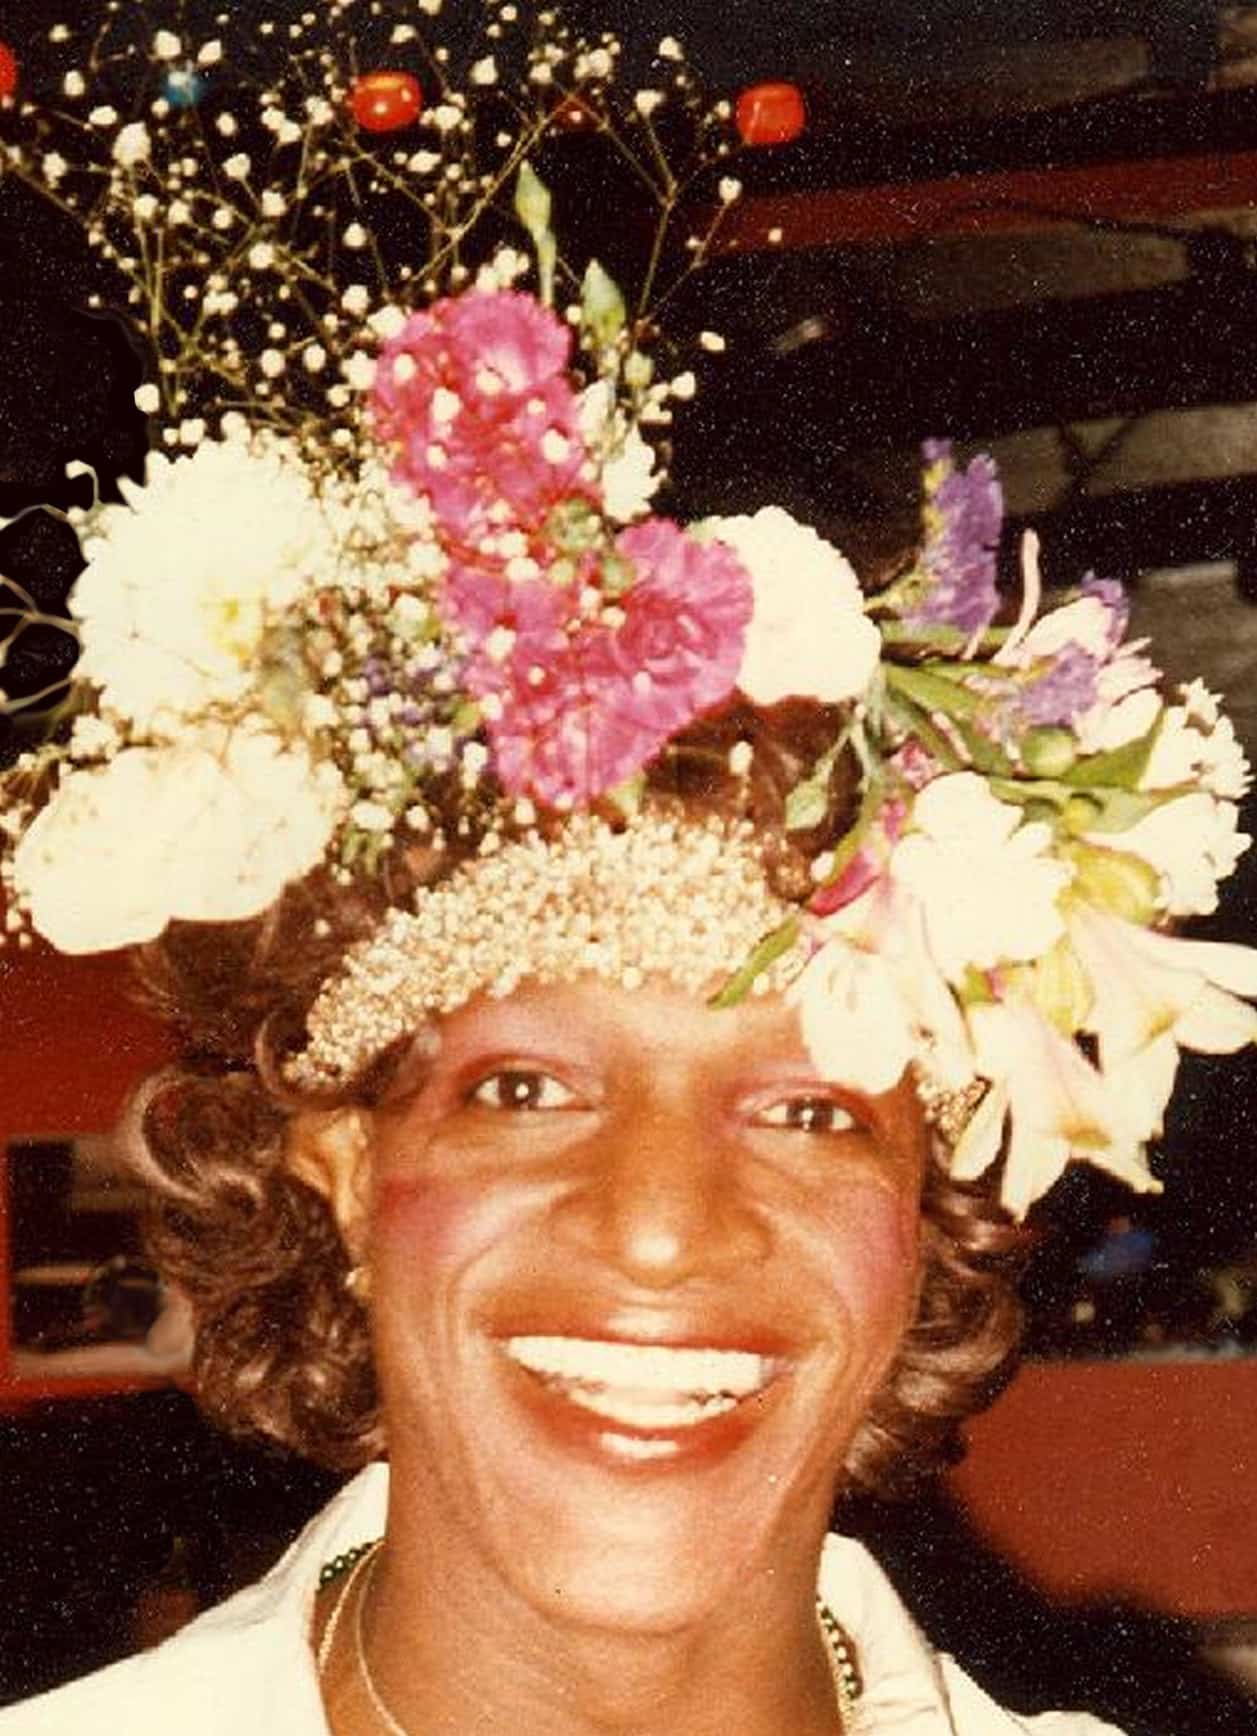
2;3;742;473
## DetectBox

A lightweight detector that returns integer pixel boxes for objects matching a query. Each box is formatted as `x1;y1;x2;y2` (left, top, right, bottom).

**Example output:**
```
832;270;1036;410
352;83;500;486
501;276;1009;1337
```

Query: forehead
432;975;803;1066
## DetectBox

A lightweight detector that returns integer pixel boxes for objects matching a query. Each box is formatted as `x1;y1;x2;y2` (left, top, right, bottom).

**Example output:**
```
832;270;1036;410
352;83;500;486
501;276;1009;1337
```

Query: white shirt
0;1463;1124;1733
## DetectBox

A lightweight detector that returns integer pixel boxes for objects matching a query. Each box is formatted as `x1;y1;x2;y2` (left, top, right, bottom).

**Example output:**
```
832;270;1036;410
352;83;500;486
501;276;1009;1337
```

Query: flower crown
2;5;1255;1219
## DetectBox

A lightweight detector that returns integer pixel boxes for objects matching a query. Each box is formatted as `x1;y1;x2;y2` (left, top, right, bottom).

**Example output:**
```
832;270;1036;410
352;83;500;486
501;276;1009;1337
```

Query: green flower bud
1021;726;1077;778
624;349;653;391
581;258;627;350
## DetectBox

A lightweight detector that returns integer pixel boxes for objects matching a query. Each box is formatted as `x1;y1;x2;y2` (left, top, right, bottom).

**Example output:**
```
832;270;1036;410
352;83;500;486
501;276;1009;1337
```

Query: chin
385;1321;867;1638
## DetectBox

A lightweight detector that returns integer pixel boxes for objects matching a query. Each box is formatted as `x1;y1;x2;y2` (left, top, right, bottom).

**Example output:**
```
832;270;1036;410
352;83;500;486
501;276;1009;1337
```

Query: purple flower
907;440;1003;636
1081;574;1129;646
363;656;391;695
1015;643;1100;728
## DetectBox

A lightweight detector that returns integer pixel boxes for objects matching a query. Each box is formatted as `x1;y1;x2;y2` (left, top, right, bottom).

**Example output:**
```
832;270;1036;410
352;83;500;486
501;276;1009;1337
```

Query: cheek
814;1179;921;1327
372;1173;536;1273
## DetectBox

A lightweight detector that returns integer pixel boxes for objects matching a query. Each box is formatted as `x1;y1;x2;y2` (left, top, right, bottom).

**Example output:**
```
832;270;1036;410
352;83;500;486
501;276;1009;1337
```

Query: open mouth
502;1335;784;1434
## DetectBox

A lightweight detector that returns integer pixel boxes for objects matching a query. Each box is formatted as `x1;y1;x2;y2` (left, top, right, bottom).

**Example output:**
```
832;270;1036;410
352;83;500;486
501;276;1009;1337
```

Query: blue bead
163;66;205;109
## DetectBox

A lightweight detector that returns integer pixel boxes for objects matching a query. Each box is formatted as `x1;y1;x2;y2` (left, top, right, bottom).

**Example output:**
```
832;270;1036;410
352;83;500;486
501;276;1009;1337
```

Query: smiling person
3;8;1257;1734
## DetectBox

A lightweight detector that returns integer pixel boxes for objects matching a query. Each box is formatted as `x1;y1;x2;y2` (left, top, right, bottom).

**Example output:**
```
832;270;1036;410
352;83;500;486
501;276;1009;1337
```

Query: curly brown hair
121;701;1027;1495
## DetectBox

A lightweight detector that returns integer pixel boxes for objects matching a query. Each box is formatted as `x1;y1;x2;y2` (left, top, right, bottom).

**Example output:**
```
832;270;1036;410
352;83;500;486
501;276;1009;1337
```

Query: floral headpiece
2;5;1255;1219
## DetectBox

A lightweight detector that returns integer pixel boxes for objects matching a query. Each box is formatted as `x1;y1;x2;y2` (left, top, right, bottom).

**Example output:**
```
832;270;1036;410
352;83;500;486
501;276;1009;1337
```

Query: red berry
734;81;806;148
350;71;423;134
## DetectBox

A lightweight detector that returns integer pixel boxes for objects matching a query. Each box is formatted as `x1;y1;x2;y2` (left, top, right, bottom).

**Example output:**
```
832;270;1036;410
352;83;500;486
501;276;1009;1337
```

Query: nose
550;1092;771;1289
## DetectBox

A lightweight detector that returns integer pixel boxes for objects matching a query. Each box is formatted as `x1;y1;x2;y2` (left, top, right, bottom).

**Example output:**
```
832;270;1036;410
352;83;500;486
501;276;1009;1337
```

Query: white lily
955;998;1157;1218
1067;907;1257;1140
792;877;974;1097
1070;906;1257;1063
791;935;916;1097
890;772;1070;982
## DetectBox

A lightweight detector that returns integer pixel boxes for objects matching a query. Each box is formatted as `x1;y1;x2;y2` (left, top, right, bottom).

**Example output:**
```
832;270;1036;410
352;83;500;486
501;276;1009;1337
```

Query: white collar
214;1464;968;1731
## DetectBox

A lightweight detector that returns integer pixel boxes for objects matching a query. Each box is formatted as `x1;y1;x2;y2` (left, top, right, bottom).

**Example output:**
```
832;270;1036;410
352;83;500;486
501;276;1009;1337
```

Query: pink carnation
446;519;753;807
370;290;594;553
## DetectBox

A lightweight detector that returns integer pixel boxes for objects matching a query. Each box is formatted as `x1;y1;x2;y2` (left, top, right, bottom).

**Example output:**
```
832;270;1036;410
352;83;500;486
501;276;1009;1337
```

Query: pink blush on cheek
816;1182;921;1312
373;1175;535;1268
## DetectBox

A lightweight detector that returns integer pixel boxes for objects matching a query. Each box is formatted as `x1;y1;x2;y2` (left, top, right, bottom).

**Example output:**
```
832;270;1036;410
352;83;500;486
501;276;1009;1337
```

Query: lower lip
498;1354;786;1473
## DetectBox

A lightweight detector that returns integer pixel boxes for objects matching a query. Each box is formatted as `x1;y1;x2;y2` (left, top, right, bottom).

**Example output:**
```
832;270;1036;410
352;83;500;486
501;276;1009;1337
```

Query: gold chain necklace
318;1541;862;1732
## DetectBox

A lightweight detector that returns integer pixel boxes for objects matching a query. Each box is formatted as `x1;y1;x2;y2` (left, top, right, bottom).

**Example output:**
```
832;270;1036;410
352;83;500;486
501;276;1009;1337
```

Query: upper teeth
504;1336;773;1398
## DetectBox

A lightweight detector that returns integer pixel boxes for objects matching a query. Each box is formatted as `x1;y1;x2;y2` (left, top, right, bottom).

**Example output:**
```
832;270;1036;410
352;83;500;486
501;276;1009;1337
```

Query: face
363;977;925;1634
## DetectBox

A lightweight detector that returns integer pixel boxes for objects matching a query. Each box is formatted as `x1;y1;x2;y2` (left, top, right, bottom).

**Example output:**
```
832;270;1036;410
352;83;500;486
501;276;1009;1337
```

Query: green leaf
1061;840;1161;923
1063;787;1165;835
883;662;981;719
951;714;1013;776
991;775;1070;812
1060;712;1163;791
785;741;840;832
883;692;964;772
514;160;552;241
536;232;557;309
811;772;884;889
708;918;800;1010
878;618;1011;653
581;258;627;349
990;776;1165;834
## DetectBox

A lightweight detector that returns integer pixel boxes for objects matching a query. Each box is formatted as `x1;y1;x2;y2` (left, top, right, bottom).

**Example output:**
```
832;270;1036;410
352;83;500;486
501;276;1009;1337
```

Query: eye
467;1069;578;1112
754;1095;857;1136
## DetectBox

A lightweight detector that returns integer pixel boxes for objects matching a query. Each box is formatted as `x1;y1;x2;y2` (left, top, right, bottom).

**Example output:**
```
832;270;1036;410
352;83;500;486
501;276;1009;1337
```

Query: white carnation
1140;699;1251;800
704;506;880;706
891;772;1070;982
68;436;335;730
12;728;344;953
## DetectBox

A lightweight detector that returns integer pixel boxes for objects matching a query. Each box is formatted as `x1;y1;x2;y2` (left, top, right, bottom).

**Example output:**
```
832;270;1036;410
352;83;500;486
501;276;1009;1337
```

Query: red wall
950;1359;1257;1618
0;941;172;1142
0;941;174;1403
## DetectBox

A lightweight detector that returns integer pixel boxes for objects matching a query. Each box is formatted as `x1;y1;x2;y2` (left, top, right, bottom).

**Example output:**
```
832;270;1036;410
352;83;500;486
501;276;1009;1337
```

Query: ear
286;1107;374;1254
